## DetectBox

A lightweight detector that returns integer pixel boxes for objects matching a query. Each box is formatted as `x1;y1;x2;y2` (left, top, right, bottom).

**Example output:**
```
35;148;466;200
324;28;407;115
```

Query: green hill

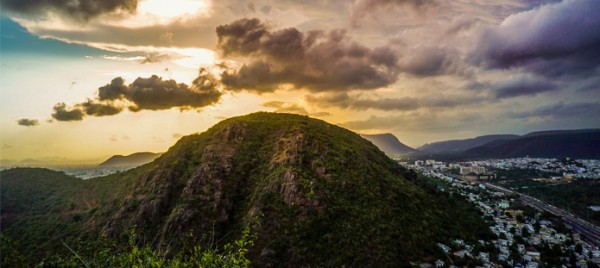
1;112;492;267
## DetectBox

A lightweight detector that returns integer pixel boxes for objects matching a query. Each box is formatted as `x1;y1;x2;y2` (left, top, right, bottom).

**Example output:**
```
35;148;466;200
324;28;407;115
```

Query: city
401;161;600;268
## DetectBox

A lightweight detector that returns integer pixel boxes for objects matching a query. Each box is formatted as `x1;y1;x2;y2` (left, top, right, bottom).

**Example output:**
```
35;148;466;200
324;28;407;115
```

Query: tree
522;227;530;238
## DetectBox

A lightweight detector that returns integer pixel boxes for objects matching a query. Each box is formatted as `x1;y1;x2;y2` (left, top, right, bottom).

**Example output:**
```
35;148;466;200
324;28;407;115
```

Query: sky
1;0;599;164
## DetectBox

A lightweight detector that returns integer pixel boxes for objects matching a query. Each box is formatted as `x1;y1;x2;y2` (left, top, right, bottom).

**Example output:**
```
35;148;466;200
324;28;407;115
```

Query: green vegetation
2;226;254;268
2;112;494;267
491;168;559;181
487;168;600;225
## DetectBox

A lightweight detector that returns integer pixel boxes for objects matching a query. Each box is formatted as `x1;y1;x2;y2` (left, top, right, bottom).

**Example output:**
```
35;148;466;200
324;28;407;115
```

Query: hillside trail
82;192;92;210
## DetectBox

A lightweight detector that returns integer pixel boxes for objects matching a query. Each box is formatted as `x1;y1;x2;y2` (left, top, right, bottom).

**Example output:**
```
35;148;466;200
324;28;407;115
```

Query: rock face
95;113;482;266
2;112;493;267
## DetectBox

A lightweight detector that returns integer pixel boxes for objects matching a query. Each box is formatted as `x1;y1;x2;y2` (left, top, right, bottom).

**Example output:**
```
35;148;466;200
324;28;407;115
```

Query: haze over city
1;0;599;163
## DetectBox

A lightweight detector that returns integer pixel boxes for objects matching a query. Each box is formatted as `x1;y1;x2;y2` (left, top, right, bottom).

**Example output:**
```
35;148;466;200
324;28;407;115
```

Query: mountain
418;134;520;153
360;133;418;156
1;113;492;267
523;128;600;138
0;157;103;167
463;132;600;159
98;152;162;167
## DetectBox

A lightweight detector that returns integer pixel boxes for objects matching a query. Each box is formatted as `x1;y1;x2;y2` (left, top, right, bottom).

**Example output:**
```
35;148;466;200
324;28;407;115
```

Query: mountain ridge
463;132;600;159
1;112;492;267
360;133;418;156
418;134;520;153
417;128;600;155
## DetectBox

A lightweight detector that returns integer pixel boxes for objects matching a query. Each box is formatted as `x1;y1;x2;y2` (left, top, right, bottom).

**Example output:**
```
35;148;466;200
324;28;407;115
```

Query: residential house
526;251;541;261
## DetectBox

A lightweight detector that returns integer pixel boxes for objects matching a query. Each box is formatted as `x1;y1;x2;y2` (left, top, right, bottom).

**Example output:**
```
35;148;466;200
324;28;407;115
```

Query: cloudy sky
1;0;599;163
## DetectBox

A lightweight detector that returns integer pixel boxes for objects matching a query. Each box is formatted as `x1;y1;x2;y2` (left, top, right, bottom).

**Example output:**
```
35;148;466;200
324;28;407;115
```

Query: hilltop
360;133;418;156
1;113;491;267
98;152;162;167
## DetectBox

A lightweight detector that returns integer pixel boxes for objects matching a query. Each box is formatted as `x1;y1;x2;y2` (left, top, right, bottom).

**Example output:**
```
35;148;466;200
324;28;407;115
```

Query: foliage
28;225;254;268
495;173;600;225
2;112;494;267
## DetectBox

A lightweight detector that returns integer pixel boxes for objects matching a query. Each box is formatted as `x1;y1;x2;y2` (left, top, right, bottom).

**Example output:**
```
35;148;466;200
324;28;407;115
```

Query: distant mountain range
364;128;600;159
360;133;418;156
414;129;600;159
522;128;600;137
418;135;520;154
98;152;162;167
463;132;600;159
0;156;103;167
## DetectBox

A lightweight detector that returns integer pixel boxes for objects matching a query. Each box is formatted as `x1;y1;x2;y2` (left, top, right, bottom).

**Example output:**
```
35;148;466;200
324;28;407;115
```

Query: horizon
2;116;598;166
2;0;600;162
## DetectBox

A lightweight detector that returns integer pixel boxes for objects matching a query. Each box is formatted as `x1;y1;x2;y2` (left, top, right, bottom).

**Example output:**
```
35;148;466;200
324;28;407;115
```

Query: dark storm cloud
51;69;223;121
350;0;438;26
216;18;269;57
127;73;222;111
508;101;600;119
493;76;558;99
216;18;401;93
470;0;600;78
52;103;84;121
78;99;123;116
98;77;129;101
97;69;222;111
1;0;139;21
16;118;40;126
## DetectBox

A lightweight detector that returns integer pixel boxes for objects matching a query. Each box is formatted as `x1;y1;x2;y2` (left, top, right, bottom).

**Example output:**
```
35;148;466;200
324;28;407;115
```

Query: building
505;210;523;217
460;166;486;175
589;206;600;212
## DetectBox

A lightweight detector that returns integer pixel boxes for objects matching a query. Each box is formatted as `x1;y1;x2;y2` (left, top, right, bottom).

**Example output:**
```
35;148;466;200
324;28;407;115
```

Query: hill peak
2;112;491;267
360;133;418;157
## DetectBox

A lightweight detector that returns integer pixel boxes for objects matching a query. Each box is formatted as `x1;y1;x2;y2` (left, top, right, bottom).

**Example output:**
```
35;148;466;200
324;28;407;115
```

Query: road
419;167;600;247
481;182;600;247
